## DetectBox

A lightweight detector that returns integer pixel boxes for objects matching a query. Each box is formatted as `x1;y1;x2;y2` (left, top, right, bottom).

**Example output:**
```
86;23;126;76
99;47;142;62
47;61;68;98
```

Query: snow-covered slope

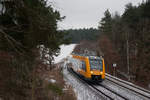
54;44;76;63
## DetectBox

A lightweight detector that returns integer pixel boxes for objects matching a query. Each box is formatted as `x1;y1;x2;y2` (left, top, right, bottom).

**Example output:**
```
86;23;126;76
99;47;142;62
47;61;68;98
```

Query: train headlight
90;71;93;74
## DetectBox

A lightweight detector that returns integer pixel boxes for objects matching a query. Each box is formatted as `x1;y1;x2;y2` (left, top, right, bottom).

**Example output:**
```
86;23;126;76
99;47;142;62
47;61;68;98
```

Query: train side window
82;61;86;71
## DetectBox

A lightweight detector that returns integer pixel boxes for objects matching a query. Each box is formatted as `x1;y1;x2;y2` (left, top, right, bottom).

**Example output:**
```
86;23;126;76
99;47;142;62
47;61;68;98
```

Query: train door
79;60;86;76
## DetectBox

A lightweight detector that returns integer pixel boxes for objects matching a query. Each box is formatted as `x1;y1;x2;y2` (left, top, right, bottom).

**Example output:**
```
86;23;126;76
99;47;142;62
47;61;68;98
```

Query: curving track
105;74;150;100
67;67;128;100
67;67;112;100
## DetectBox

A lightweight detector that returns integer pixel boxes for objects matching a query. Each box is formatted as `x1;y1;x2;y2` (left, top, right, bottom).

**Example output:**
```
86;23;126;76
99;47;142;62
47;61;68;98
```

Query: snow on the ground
62;66;102;100
106;74;150;97
102;80;144;100
45;78;56;83
54;44;76;64
56;44;102;100
38;44;76;65
39;44;148;100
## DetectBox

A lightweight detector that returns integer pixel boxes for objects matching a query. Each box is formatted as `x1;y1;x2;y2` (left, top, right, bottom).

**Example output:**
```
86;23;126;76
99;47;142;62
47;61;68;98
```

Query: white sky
49;0;145;30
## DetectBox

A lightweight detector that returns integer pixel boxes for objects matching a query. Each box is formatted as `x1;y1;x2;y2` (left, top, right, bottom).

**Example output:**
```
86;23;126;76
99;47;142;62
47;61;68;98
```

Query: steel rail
67;67;114;100
97;83;128;100
87;80;128;100
105;74;150;99
67;67;128;100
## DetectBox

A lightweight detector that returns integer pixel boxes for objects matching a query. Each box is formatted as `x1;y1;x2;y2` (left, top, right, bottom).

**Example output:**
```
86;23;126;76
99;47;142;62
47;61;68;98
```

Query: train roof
88;56;102;59
71;53;103;60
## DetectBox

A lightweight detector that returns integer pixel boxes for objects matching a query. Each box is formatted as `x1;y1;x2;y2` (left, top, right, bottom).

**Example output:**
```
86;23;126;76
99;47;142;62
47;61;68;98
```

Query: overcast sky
49;0;144;30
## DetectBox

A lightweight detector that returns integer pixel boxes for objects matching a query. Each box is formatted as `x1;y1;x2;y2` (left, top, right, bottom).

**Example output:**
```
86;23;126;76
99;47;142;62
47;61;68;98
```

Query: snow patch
50;79;56;83
38;44;76;65
45;78;56;83
54;44;76;64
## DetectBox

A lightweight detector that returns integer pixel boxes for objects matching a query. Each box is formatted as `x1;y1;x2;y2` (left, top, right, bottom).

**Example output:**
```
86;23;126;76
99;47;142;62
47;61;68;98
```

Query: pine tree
0;0;68;99
98;9;112;36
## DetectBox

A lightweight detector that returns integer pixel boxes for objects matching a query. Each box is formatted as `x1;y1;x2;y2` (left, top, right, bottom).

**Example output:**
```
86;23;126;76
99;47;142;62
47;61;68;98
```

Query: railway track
67;67;128;100
88;81;128;100
105;73;150;100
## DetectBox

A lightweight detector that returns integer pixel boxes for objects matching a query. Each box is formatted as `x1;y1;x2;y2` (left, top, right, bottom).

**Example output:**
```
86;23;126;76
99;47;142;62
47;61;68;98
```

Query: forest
0;0;68;99
64;28;100;43
98;0;150;88
72;0;150;89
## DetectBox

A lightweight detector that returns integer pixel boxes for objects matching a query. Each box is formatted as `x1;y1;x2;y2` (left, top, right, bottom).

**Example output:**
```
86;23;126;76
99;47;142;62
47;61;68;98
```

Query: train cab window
90;59;103;71
81;61;86;71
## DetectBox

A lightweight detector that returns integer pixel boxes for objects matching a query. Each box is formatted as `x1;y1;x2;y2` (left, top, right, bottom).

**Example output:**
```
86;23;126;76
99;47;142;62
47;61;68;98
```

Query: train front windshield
90;59;103;71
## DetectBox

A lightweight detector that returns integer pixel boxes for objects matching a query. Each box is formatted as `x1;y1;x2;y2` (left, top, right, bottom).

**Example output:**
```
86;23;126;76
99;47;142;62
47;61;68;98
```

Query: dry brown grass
41;65;77;100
